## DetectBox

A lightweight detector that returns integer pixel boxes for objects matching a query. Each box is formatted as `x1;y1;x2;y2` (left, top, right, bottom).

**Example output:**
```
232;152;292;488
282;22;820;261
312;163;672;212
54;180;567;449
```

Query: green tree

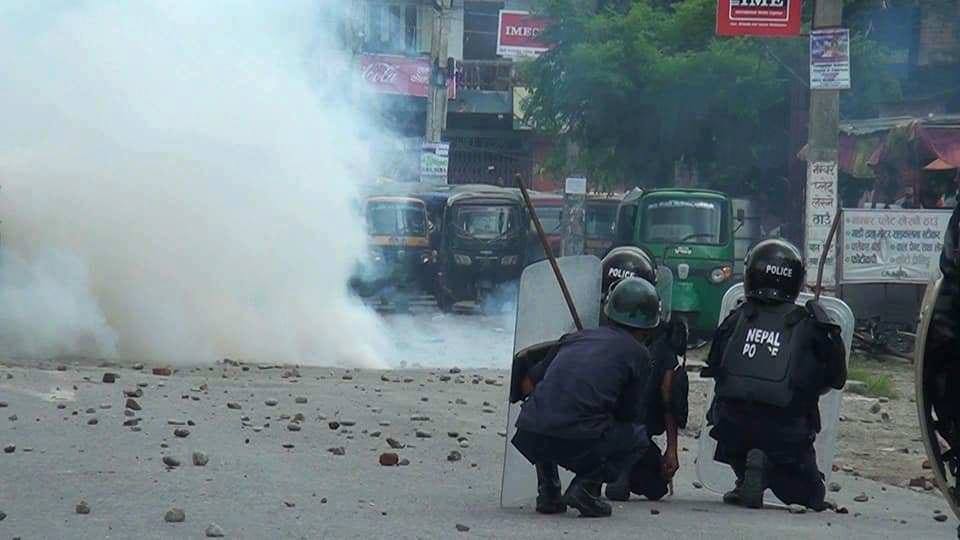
522;0;901;191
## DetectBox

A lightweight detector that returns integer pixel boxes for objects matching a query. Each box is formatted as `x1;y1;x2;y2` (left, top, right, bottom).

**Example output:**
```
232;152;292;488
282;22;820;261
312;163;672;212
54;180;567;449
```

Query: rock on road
0;360;953;539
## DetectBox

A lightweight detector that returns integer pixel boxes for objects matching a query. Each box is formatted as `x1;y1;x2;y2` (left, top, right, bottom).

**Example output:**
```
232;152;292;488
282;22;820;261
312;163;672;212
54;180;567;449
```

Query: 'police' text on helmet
743;239;805;303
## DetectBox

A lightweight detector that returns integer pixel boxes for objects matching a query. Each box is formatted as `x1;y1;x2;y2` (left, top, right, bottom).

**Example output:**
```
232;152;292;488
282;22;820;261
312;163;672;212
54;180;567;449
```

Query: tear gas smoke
0;1;391;367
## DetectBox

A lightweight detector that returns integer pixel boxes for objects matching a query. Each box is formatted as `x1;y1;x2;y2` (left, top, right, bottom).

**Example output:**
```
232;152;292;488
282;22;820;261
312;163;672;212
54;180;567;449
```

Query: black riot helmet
744;239;805;303
601;246;657;300
603;277;661;330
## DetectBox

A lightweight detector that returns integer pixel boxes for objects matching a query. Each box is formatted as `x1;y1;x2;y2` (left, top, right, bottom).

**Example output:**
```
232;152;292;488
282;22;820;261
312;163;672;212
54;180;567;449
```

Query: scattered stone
226;402;242;410
87;417;99;426
328;447;345;456
788;504;807;514
164;508;186;523
287;423;301;432
57;403;66;410
909;477;927;488
853;493;869;503
455;523;470;532
0;402;7;408
378;421;391;427
416;430;432;439
295;396;308;404
125;399;142;411
75;500;91;515
447;450;462;462
340;420;357;427
86;407;96;414
4;444;16;454
387;438;405;449
399;458;410;466
152;367;173;377
102;372;117;383
370;431;381;438
123;418;141;427
205;523;225;537
328;421;340;430
0;510;5;521
192;452;209;466
841;465;855;473
379;452;399;466
835;506;849;514
265;399;279;407
342;374;353;381
283;500;296;508
124;387;143;398
650;509;661;516
923;459;932;470
881;412;891;423
934;514;948;522
482;408;495;414
293;413;305;423
828;482;841;493
420;397;429;402
449;367;462;374
459;439;470;449
411;415;431;422
163;456;181;468
692;481;703;489
869;402;882;414
439;375;451;382
455;398;467;405
8;415;16;421
132;363;144;370
174;428;190;438
282;443;294;449
448;431;460;438
168;419;187;426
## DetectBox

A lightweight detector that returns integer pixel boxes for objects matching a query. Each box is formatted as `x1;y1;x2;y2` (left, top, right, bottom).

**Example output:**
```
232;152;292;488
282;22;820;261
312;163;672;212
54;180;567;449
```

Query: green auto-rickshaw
620;188;741;337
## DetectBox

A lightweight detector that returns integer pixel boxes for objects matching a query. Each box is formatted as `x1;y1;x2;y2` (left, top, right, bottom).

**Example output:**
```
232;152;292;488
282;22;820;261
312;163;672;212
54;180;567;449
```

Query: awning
836;115;960;178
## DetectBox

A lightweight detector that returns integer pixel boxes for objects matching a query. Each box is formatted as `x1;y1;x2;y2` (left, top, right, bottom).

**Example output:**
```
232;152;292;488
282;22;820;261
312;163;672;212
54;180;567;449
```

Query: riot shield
656;265;673;323
694;284;854;504
500;255;603;508
915;276;960;520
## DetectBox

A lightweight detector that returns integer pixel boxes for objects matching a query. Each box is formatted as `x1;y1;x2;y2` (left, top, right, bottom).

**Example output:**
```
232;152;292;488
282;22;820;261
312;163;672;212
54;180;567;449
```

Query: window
362;1;420;55
640;198;726;245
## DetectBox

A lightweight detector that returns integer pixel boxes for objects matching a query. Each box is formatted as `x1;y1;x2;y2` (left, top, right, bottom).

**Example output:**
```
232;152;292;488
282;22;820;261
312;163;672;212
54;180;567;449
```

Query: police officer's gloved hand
806;299;842;335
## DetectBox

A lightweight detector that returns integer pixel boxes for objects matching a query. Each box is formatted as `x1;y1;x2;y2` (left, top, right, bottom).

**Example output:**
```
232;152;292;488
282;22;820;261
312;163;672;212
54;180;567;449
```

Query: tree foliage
522;0;901;191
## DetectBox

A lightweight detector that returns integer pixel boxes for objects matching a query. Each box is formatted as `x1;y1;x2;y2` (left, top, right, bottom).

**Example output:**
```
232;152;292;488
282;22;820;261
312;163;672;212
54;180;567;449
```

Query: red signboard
497;10;550;58
359;54;455;99
716;0;802;37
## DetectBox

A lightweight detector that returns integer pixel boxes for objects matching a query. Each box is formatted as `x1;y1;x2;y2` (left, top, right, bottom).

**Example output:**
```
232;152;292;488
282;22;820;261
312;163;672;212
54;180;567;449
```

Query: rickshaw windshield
454;205;518;239
366;203;427;236
586;204;617;237
533;207;562;234
641;198;724;245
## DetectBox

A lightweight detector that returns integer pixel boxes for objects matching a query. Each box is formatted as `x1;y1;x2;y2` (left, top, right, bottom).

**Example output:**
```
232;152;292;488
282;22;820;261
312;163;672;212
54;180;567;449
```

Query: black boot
563;476;612;518
741;449;769;509
604;468;631;502
722;479;743;506
535;463;567;514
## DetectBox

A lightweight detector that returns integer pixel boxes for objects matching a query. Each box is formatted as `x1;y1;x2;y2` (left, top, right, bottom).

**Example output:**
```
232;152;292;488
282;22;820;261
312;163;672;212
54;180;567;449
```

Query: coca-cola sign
359;54;454;99
497;10;551;59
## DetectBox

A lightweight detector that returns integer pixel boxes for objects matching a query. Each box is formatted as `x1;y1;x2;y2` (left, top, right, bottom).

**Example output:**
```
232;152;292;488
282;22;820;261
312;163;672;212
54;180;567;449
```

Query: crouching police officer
702;239;846;510
599;247;686;502
511;277;662;517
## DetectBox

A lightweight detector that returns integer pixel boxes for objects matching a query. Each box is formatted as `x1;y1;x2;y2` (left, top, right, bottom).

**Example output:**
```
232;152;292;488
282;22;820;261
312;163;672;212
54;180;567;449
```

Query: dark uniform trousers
512;422;648;483
626;438;670;500
710;404;826;509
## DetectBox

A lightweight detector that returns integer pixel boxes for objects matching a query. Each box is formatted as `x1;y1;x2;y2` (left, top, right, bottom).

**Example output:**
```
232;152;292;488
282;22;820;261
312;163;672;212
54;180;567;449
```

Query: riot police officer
599;246;686;502
702;239;846;510
511;277;662;518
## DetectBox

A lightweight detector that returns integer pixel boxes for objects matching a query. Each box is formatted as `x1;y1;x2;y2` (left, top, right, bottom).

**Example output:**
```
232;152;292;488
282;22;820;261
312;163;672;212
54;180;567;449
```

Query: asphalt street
0;355;954;539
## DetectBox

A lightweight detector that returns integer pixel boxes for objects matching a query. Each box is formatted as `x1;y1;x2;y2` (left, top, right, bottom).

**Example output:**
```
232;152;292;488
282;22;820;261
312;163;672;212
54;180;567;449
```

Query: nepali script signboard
716;0;802;37
805;161;839;289
841;209;952;284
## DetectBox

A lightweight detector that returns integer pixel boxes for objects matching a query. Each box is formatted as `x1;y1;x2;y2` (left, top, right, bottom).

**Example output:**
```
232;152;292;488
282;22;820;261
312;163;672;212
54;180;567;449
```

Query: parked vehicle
525;191;563;263
435;185;528;312
584;195;621;258
618;188;740;336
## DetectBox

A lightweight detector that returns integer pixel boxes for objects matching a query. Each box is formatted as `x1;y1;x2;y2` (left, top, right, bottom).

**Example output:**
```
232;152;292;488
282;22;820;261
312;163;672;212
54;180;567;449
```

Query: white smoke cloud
0;1;391;367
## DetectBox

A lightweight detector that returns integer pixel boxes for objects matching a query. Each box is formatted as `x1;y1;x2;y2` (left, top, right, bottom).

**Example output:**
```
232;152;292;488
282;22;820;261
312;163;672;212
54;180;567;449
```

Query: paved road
0;361;954;539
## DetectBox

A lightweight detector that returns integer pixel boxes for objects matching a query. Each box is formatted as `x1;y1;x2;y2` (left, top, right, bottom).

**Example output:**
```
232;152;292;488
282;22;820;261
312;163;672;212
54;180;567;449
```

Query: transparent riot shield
656;265;674;323
915;276;960;520
695;284;854;505
500;255;603;508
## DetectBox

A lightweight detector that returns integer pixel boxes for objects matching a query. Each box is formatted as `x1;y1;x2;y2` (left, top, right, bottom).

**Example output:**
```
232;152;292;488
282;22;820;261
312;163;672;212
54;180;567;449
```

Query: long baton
515;173;583;331
815;210;842;302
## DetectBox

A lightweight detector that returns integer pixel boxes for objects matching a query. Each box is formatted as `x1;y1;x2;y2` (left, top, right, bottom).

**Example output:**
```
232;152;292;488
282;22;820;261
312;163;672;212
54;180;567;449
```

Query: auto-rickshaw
619;188;740;336
525;191;563;263
350;194;435;307
435;185;528;312
584;195;622;258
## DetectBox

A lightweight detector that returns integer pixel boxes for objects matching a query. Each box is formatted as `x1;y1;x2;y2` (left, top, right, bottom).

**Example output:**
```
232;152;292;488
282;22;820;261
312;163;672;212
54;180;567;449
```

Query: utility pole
803;0;843;292
425;0;449;144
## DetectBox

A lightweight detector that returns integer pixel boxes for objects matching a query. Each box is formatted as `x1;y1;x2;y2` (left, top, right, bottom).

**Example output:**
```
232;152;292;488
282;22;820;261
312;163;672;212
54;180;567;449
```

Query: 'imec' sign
716;0;802;37
497;10;550;59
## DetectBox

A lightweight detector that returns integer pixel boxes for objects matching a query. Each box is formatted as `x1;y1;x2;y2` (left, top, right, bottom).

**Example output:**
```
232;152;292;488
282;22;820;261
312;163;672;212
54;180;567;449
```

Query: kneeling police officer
512;277;661;517
703;239;846;510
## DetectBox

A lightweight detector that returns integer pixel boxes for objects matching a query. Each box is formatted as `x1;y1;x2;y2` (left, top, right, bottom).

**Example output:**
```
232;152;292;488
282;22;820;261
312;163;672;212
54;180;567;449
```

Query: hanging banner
497;10;551;59
841;209;951;284
420;142;449;184
805;161;839;289
716;0;802;37
810;28;851;90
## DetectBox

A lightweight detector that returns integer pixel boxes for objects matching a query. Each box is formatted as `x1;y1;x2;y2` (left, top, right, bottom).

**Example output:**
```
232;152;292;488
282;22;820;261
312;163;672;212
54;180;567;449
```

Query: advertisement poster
810;28;851;90
841;209;951;283
360;54;455;99
716;0;802;37
420;143;449;184
497;10;550;59
805;161;839;289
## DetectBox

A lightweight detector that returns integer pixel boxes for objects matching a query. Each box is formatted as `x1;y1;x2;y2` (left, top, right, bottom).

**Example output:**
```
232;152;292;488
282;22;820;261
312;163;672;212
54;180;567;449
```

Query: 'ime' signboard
716;0;802;37
497;10;550;59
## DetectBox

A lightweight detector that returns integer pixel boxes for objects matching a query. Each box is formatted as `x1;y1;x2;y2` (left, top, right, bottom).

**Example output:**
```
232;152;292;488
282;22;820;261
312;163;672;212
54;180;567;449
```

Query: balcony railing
458;59;516;92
